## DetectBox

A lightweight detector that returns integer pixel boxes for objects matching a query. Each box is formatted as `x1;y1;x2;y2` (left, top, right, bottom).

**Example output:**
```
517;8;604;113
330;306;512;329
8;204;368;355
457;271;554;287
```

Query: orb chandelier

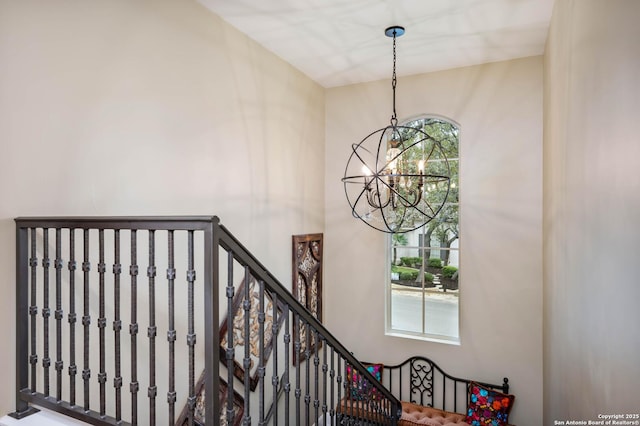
341;26;451;233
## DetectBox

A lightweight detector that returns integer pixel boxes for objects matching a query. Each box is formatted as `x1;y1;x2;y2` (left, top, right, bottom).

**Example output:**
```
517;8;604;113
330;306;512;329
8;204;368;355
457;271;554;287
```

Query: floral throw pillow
346;363;383;401
465;382;515;426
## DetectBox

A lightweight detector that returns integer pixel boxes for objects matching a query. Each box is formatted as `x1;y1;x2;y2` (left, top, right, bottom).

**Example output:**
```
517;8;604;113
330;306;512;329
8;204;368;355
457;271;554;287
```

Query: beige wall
325;57;543;424
8;0;640;423
0;0;325;417
544;0;640;421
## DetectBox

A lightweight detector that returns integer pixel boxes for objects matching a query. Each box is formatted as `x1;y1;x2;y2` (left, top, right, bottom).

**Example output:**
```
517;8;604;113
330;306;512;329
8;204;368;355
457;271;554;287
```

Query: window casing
386;116;460;344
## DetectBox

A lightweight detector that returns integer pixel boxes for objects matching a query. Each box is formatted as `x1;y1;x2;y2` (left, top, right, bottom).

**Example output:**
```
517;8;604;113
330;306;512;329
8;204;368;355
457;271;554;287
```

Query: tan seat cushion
399;401;469;426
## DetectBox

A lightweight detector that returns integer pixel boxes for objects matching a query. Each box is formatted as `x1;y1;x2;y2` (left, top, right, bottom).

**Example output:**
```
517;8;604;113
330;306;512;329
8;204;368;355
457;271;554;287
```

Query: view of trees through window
387;116;460;342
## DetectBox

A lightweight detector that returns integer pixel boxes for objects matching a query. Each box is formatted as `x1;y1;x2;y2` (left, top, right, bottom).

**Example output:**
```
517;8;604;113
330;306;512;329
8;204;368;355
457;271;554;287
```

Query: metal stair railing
11;216;401;425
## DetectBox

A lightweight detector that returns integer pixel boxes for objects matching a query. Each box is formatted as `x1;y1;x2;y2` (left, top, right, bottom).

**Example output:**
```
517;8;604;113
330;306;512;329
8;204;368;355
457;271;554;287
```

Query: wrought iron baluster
304;322;311;426
242;269;251;425
42;228;51;397
147;230;157;425
68;229;77;406
54;229;63;401
329;347;335;424
313;329;320;424
167;230;177;424
29;228;38;393
336;356;343;420
270;290;279;426
82;229;91;412
98;229;107;416
294;313;301;425
283;305;291;426
225;251;235;426
321;336;328;423
186;230;196;426
130;230;139;425
258;280;266;425
113;229;123;422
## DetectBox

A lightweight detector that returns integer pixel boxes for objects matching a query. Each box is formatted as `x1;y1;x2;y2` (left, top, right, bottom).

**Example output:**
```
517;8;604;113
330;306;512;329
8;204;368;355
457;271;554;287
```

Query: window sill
385;329;460;346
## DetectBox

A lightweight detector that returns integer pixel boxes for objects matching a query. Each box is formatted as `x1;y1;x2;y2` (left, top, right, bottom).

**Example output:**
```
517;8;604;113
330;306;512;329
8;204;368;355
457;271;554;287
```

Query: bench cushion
399;402;469;426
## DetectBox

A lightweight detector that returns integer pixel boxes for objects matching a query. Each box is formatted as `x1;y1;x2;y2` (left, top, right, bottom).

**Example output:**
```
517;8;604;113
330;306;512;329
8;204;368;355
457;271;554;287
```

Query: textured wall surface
544;0;640;421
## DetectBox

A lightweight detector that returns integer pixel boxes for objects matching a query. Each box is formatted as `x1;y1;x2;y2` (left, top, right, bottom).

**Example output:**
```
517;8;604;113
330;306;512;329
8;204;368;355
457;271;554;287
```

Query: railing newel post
204;218;220;426
9;223;40;418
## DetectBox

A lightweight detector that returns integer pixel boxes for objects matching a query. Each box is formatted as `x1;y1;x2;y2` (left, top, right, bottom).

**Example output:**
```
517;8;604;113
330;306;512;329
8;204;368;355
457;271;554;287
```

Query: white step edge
1;406;90;426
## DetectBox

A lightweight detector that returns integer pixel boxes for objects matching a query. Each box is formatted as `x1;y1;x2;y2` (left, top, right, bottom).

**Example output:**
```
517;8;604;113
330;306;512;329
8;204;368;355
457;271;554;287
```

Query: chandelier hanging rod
385;26;404;126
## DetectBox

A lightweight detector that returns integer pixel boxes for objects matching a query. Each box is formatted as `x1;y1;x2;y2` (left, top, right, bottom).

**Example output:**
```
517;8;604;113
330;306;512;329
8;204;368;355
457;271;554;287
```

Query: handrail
14;216;217;230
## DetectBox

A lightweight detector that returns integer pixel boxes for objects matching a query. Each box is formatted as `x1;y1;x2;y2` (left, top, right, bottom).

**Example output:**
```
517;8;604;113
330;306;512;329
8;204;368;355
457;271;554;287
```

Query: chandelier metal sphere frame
341;26;452;233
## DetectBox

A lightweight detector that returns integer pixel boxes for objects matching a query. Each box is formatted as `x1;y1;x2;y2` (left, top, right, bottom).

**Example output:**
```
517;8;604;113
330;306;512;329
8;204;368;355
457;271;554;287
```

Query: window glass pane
390;288;423;333
387;116;459;343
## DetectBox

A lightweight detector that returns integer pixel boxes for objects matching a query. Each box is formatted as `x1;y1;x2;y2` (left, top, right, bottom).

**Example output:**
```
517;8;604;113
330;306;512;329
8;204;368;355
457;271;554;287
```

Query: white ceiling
198;0;555;88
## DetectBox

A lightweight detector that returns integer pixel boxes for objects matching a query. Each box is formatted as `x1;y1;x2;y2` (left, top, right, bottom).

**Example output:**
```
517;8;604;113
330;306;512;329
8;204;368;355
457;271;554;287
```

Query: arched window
386;115;460;344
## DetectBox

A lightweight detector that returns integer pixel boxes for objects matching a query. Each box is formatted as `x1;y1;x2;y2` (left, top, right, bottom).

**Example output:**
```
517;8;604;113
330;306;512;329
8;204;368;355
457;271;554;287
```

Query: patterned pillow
346;363;384;401
465;382;515;426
